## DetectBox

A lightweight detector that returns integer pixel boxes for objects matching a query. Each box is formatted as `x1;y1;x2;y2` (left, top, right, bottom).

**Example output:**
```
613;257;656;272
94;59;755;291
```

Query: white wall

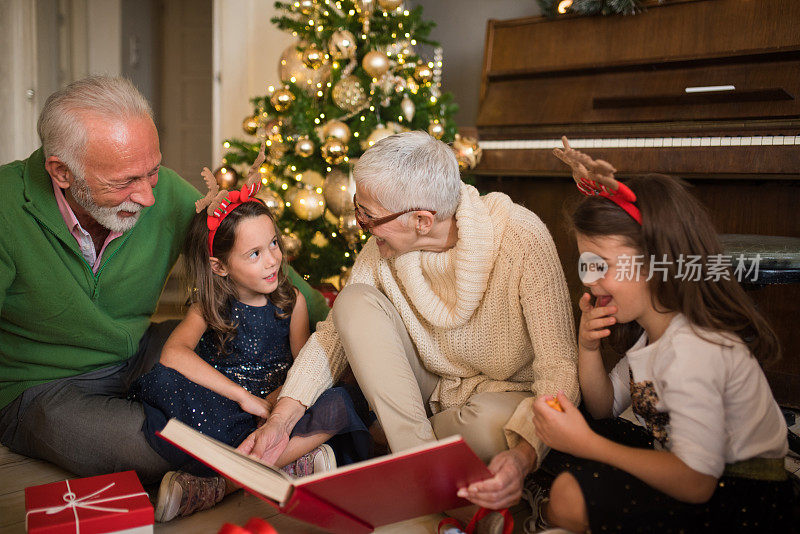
213;0;293;165
0;0;123;164
410;0;540;126
0;0;39;163
86;0;122;76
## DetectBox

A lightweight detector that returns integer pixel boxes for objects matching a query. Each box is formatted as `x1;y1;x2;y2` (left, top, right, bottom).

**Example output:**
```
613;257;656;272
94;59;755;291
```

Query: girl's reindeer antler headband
196;142;268;256
553;136;642;225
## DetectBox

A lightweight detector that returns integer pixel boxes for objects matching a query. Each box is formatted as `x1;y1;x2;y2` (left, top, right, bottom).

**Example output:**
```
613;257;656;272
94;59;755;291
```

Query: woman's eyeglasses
352;194;437;232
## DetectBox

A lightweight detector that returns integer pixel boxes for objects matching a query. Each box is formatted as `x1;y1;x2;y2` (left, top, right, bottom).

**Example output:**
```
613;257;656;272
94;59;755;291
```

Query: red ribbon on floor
218;517;278;534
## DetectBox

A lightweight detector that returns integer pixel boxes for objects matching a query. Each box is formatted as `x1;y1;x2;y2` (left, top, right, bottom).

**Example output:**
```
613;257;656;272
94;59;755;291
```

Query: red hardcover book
157;419;491;533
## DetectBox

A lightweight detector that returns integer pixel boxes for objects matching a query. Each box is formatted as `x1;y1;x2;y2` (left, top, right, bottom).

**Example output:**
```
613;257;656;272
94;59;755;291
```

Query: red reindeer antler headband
195;142;268;256
553;136;642;225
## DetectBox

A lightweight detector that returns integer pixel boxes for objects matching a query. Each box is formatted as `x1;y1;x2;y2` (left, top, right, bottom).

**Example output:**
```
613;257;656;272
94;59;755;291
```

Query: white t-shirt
609;314;788;478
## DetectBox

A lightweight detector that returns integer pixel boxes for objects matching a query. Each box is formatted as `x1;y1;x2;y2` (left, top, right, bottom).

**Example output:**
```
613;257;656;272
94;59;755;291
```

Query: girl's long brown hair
183;200;296;354
569;173;780;364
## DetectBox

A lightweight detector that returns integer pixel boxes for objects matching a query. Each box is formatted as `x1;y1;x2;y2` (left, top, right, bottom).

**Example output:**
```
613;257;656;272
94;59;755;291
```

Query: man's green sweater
0;149;199;410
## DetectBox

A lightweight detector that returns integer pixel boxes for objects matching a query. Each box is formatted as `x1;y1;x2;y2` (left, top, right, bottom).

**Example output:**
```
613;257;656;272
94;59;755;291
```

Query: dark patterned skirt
129;363;373;474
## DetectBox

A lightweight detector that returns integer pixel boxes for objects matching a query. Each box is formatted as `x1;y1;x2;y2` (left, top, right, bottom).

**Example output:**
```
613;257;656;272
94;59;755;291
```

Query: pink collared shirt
51;178;122;273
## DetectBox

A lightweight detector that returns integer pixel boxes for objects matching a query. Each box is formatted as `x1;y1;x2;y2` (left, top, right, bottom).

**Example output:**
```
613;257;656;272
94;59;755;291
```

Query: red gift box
25;470;153;534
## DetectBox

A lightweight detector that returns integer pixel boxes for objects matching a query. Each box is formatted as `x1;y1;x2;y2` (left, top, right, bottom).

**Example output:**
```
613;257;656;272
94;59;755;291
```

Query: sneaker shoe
154;470;226;522
474;510;507;534
283;444;337;478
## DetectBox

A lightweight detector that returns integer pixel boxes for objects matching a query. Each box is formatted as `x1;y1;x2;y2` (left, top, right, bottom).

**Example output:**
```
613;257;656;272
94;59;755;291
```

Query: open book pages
158;419;294;503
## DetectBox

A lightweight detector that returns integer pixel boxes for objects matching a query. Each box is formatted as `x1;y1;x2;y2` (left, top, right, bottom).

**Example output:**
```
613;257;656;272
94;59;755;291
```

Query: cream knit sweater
280;184;578;461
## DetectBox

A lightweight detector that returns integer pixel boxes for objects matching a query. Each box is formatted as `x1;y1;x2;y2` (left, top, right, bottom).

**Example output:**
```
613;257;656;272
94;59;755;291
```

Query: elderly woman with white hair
240;131;578;509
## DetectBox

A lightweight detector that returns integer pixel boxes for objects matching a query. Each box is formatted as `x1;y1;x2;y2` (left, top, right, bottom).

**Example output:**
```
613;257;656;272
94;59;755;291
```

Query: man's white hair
37;75;153;177
354;131;462;220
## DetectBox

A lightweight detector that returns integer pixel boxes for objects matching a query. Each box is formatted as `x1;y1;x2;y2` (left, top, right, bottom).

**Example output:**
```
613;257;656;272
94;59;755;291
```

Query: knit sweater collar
391;184;513;329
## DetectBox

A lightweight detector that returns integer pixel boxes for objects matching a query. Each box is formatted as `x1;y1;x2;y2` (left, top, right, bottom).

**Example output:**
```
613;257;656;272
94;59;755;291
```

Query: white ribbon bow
26;479;148;534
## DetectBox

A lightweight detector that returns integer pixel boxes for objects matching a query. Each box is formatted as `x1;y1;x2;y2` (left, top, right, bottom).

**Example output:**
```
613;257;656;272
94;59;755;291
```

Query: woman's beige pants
333;284;530;463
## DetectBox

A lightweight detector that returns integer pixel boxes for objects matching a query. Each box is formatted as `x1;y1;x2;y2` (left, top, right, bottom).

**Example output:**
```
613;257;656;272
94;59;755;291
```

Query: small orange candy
545;397;564;412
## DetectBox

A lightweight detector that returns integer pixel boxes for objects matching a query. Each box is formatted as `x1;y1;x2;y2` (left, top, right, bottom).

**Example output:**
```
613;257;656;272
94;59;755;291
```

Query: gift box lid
25;470;153;534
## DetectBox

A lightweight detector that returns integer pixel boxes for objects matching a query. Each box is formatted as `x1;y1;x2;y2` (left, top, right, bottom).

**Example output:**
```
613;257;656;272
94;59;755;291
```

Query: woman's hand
578;293;616;351
456;441;537;510
532;391;597;458
237;392;272;419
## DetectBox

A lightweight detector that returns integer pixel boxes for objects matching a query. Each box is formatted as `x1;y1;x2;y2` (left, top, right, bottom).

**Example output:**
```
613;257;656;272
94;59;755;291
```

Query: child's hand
578;292;616;351
238;393;272;419
533;391;596;459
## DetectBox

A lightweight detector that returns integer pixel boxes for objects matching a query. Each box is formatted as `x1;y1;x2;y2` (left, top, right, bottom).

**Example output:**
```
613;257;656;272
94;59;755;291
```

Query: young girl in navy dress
527;139;790;533
131;152;370;522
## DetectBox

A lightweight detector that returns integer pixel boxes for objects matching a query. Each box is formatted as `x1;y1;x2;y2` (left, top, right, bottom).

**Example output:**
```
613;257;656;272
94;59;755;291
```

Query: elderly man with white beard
0;76;200;482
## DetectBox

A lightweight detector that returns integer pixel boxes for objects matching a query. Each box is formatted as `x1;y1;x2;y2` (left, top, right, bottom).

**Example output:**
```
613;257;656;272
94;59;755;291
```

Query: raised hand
577;292;616;351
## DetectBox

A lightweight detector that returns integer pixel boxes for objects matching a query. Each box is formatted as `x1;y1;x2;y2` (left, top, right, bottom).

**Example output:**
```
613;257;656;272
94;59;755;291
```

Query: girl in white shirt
530;161;790;532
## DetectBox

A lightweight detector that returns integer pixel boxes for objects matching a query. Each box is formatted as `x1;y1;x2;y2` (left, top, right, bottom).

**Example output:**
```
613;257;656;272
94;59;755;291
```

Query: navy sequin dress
130;299;372;472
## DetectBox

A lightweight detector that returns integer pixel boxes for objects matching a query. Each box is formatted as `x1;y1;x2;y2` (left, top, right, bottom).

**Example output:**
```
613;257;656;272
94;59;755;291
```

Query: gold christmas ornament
270;88;295;112
325;209;340;225
261;118;282;140
413;64;434;84
386;120;410;134
242;115;259;135
378;0;403;9
321;137;348;165
427;119;445;140
285;185;301;205
332;76;368;112
255;187;285;218
354;0;375;19
294;136;315;158
328;30;357;60
293;188;326;220
311;231;330;248
282;231;302;259
452;134;483;171
213;166;240;190
323;168;355;216
321;119;351;142
297;169;325;188
302;46;326;70
279;44;330;95
400;95;415;121
362;51;390;78
362;124;394;149
338;211;363;245
297;0;316;15
267;140;289;165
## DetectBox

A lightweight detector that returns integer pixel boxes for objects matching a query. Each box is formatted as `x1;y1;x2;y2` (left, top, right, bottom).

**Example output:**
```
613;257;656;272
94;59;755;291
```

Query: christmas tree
219;0;480;287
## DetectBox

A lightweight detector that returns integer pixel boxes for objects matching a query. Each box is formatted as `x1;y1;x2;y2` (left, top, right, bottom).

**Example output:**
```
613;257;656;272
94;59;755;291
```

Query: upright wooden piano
474;0;800;404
